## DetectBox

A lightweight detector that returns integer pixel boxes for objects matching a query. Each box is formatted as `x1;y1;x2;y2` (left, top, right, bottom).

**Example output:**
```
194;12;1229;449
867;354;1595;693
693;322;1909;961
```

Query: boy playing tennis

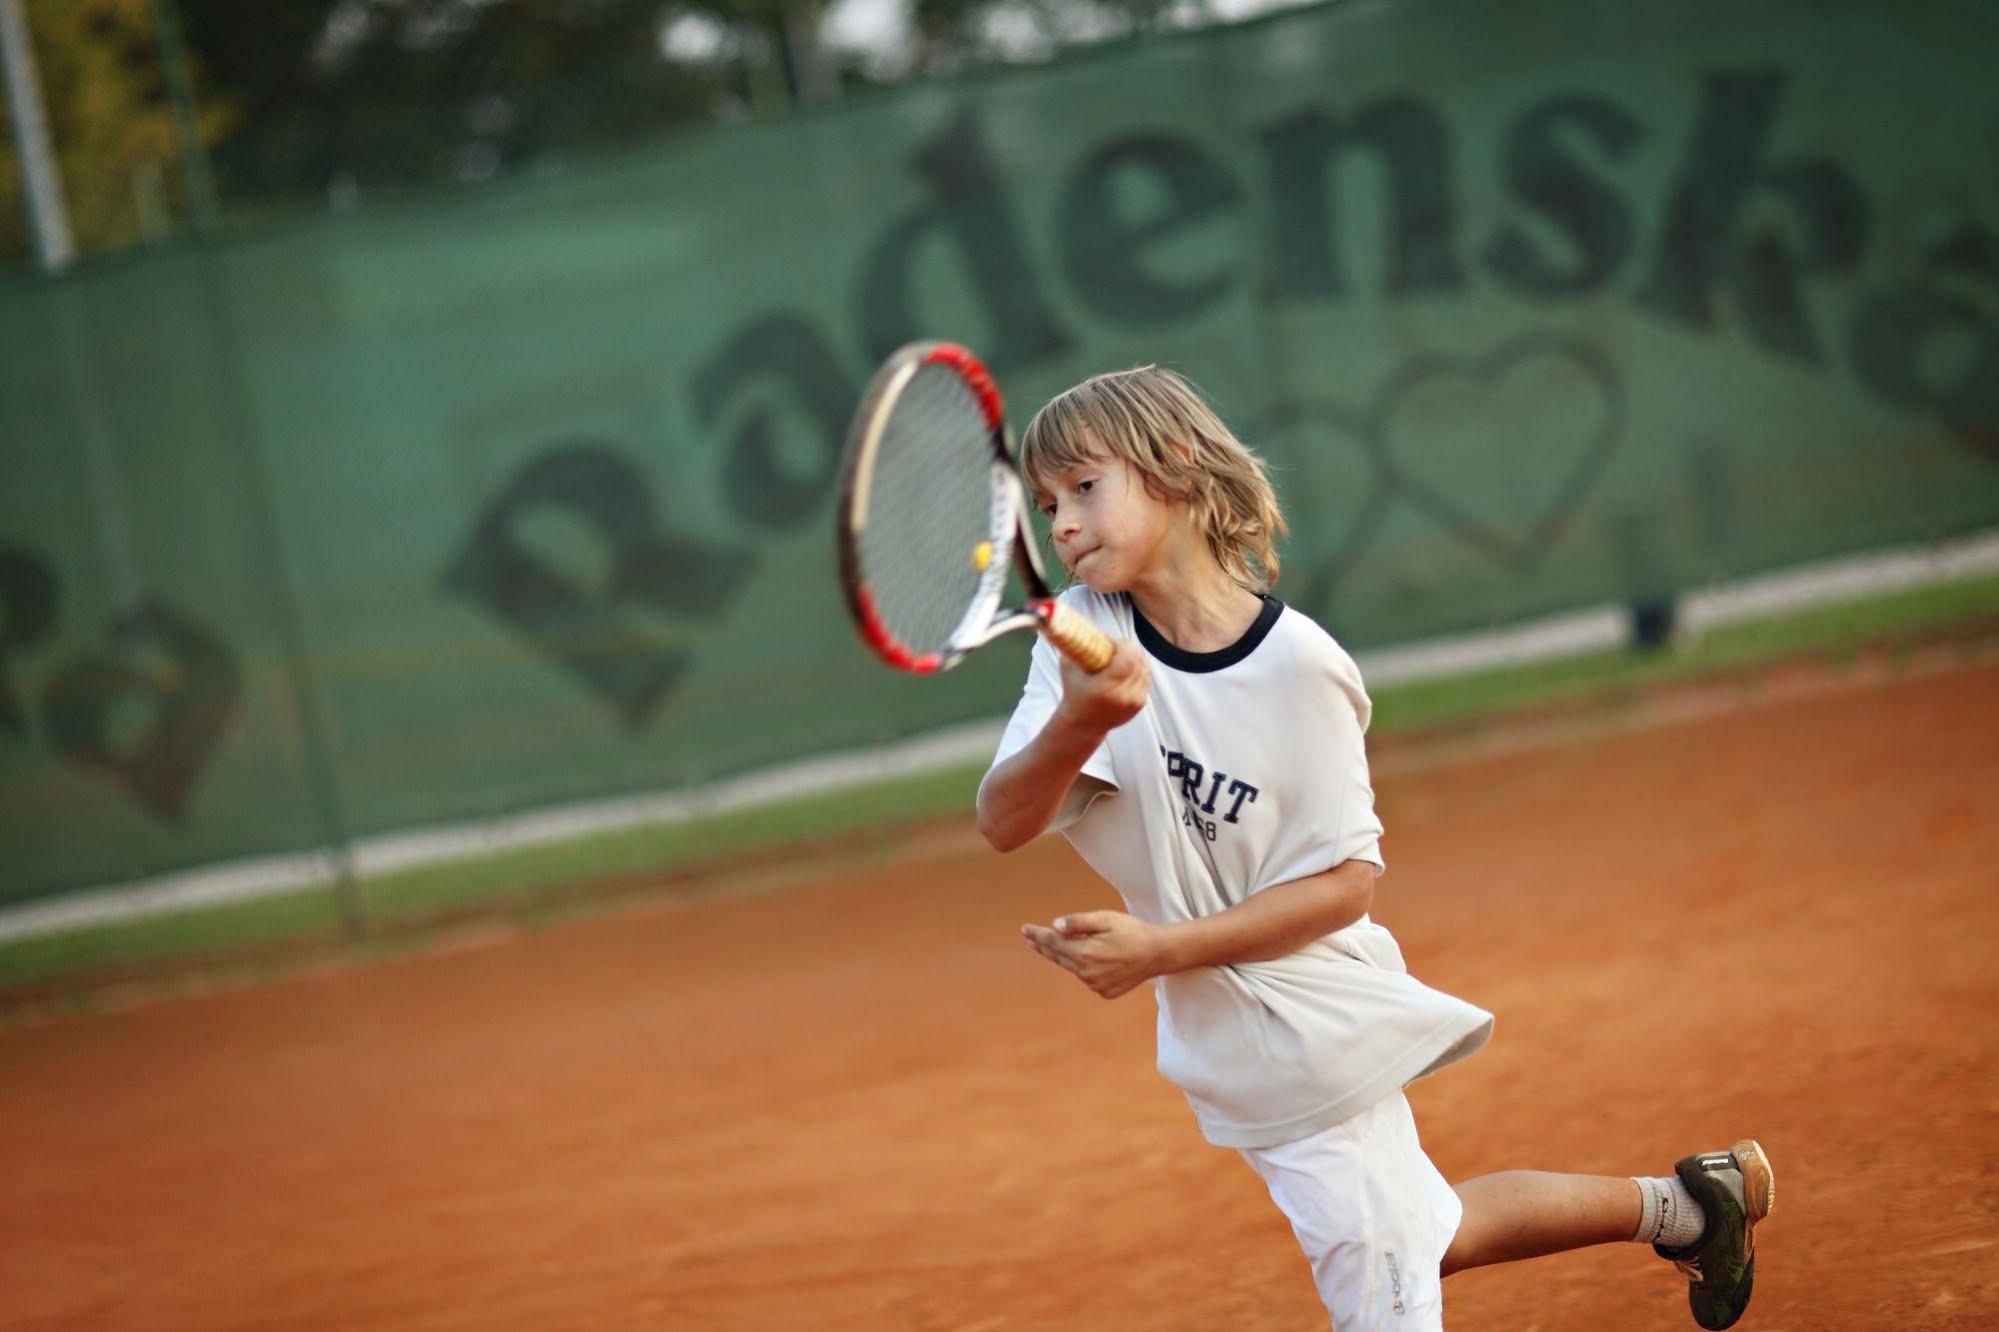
976;367;1773;1330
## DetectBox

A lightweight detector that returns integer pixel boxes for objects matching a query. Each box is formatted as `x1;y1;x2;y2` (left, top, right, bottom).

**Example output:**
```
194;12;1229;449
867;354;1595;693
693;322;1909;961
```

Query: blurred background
0;0;1995;960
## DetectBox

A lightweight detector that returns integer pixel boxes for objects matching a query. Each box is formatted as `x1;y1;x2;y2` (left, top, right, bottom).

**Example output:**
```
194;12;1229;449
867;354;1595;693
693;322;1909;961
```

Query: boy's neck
1125;543;1266;654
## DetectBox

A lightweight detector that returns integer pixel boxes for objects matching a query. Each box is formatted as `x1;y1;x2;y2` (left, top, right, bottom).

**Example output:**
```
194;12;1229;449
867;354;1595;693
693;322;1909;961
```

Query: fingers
1020;923;1082;972
1030;911;1117;942
1054;911;1115;936
1098;640;1149;699
1022;913;1151;1003
1107;637;1149;681
1056;638;1149;731
1060;637;1142;681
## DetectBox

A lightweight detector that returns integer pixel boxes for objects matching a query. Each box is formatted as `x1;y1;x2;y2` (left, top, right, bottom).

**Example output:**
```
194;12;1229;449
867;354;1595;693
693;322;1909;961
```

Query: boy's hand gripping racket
837;341;1114;675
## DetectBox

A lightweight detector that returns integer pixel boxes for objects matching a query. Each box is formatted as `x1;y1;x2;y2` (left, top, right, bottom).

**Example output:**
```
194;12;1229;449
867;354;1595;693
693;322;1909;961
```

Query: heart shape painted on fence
1368;338;1624;570
1253;400;1391;615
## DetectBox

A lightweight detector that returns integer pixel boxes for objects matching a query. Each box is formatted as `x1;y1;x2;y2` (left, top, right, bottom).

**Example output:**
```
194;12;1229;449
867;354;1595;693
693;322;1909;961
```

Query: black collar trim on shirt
1129;593;1284;672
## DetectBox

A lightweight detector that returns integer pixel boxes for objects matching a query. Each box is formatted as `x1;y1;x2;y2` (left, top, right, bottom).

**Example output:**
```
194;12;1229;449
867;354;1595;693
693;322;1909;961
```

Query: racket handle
1034;600;1116;674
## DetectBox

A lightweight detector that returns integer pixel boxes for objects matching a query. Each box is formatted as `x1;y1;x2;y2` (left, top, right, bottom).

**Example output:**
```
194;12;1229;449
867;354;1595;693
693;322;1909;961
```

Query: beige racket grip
1035;599;1116;673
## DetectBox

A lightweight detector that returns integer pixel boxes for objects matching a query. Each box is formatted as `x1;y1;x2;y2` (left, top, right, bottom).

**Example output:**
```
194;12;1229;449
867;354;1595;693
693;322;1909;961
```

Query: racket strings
857;364;1006;656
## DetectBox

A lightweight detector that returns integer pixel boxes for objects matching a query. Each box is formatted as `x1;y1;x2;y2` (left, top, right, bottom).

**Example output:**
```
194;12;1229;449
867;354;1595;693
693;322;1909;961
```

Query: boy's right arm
976;639;1149;853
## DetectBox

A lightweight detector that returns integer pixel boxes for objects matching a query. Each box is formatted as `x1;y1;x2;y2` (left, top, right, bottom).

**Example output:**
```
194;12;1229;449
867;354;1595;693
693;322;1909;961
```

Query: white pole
0;0;74;271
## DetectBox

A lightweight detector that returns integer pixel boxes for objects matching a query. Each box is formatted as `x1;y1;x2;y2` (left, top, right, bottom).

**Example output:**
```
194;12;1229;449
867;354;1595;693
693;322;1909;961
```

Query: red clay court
3;652;1995;1330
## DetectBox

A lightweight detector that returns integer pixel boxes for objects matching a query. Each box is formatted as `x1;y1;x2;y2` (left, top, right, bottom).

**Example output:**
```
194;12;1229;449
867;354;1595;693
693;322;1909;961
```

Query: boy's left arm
1020;859;1375;999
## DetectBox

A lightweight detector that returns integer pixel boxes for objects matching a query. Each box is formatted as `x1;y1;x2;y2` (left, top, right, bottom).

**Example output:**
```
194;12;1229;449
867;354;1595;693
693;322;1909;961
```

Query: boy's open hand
1053;638;1149;737
1020;910;1166;999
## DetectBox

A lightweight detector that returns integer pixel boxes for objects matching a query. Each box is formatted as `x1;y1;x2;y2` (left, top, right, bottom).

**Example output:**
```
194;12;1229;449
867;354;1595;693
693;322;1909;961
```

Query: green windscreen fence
2;0;1996;905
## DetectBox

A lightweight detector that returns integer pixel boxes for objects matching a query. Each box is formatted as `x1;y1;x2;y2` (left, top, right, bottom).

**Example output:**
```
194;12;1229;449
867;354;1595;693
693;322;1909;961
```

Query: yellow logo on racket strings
972;541;994;572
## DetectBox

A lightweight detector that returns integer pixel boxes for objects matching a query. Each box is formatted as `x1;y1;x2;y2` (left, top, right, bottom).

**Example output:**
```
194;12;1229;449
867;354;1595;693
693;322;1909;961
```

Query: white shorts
1238;1093;1461;1330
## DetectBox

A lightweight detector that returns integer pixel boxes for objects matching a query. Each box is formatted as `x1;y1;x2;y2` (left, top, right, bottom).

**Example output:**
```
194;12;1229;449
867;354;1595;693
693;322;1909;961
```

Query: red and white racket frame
836;341;1113;676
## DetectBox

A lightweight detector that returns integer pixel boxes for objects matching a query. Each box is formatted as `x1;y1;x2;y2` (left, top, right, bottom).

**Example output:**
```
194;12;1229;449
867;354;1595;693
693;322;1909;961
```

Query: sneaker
1654;1139;1776;1330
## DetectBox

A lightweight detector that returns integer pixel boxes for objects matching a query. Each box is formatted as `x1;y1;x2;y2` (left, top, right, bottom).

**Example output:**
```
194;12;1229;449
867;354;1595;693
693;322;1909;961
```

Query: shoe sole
1732;1138;1775;1224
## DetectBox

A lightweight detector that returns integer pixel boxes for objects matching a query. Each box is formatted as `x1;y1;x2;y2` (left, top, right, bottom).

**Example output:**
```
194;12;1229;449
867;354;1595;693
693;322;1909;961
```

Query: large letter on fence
1260;96;1465;300
858;109;1073;371
1636;69;1867;366
42;598;242;821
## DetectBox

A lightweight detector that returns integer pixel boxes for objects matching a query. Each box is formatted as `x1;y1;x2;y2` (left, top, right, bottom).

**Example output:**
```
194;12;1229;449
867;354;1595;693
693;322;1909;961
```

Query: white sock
1633;1175;1706;1248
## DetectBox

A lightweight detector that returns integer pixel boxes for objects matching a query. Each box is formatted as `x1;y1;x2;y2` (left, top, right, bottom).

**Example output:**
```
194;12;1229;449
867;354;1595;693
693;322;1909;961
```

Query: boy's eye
1039;500;1056;518
1077;478;1095;494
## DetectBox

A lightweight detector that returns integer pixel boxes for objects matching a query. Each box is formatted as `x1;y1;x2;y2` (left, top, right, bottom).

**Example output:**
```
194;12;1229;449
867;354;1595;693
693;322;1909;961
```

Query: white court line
3;528;1996;944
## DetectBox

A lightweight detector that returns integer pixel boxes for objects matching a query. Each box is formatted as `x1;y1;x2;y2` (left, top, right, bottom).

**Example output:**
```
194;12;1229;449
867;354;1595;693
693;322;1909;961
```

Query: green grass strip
0;890;350;999
350;763;989;923
1369;570;1999;734
4;570;1994;998
0;765;989;996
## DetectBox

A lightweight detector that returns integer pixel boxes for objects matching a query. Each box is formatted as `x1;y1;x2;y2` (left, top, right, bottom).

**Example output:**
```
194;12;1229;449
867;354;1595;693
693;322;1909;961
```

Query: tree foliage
177;1;733;204
2;0;1240;268
1;0;231;267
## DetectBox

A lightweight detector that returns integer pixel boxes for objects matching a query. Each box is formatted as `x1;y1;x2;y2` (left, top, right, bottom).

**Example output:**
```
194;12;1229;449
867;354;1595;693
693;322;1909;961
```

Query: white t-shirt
985;587;1493;1149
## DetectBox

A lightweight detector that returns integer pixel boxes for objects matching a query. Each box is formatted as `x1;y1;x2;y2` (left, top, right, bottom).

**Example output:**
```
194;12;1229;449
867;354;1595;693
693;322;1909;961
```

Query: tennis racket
836;341;1114;675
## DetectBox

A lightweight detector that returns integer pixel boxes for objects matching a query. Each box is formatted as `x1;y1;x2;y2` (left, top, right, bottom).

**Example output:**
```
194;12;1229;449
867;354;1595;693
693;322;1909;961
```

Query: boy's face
1032;449;1177;594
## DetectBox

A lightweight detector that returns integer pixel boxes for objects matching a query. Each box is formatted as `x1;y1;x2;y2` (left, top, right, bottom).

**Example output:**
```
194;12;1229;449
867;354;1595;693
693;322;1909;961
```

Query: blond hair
1020;365;1287;592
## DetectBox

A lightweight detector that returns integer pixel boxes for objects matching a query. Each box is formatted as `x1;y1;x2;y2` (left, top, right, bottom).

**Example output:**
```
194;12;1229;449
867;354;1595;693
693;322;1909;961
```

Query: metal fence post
148;0;369;936
0;0;74;270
